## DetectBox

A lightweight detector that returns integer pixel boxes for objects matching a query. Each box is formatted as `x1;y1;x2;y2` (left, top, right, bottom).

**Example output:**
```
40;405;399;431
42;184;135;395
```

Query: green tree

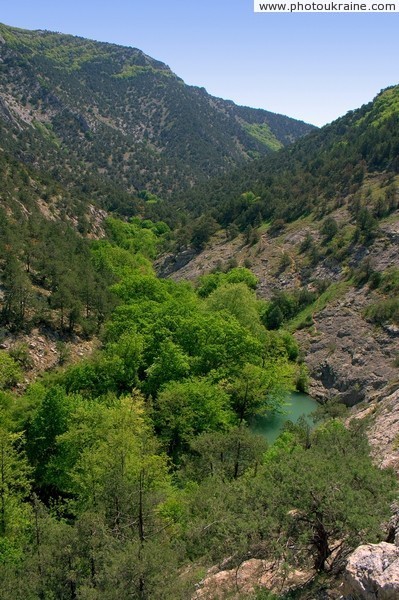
185;427;267;482
278;251;291;272
105;330;144;391
50;274;82;332
190;215;218;250
61;395;178;598
225;363;291;423
1;254;33;329
206;282;262;335
26;386;76;493
0;428;32;561
0;353;22;391
263;420;397;572
321;216;338;242
145;339;190;396
225;267;258;289
354;207;378;243
155;378;232;457
264;304;283;330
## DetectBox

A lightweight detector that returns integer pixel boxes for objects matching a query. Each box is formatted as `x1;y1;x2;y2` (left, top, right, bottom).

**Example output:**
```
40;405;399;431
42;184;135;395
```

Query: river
251;391;319;444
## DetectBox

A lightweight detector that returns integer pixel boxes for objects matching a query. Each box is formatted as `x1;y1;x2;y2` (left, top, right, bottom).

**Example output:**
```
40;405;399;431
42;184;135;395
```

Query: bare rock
384;324;399;337
156;248;199;278
343;542;399;600
192;559;312;599
0;96;18;125
365;388;399;471
296;287;399;405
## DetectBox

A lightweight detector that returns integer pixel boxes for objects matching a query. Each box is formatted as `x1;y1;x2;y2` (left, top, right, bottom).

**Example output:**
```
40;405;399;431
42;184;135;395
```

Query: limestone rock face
366;388;399;472
192;558;311;599
343;542;399;600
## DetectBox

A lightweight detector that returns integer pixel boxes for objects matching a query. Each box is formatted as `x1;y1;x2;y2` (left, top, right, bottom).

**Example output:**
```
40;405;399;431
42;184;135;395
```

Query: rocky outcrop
297;286;399;405
343;542;399;600
192;558;312;599
156;248;198;278
0;96;19;125
0;328;98;389
353;388;399;472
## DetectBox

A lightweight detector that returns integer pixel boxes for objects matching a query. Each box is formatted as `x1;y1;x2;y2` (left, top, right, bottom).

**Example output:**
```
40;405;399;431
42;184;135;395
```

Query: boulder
343;542;399;600
193;558;311;599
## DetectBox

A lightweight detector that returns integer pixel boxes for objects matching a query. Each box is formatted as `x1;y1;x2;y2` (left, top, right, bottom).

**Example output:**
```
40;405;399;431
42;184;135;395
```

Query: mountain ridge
173;84;399;226
0;22;315;205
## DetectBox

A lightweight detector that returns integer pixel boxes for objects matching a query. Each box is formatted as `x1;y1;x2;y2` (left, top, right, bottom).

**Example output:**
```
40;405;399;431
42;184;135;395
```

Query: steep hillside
160;86;399;466
0;148;114;340
0;23;314;205
177;85;399;226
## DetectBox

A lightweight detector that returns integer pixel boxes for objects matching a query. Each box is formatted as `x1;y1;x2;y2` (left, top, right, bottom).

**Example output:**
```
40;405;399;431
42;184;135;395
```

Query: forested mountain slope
0;23;314;204
176;85;399;228
164;85;399;472
0;215;396;600
0;31;398;597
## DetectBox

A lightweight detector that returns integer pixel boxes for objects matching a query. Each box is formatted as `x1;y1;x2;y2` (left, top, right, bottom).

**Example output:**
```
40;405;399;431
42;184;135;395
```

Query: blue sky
1;1;398;126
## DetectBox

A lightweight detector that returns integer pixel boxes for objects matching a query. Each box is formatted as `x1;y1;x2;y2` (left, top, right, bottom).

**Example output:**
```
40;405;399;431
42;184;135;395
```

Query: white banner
254;0;399;10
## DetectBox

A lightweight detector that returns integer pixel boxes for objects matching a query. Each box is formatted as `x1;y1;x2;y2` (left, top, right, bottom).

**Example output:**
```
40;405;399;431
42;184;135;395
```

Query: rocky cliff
343;542;399;600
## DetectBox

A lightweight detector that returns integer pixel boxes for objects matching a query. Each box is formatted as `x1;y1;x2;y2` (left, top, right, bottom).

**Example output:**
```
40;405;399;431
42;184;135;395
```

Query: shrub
365;298;399;325
0;352;22;390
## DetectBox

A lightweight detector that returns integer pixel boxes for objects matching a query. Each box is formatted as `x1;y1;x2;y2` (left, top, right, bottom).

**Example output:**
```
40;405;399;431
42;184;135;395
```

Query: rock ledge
343;542;399;600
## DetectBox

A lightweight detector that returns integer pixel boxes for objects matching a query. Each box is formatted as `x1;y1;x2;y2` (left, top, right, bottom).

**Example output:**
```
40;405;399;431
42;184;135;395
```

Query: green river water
251;392;319;444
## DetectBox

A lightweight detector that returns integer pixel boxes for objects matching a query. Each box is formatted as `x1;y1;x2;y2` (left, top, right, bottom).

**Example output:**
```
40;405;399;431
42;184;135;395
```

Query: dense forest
170;86;399;237
0;217;397;598
0;24;399;599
